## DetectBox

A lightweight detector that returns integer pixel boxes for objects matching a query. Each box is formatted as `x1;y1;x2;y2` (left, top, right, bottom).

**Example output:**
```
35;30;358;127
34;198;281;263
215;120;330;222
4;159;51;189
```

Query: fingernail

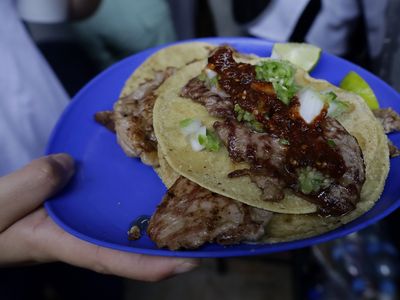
50;153;75;178
173;259;200;275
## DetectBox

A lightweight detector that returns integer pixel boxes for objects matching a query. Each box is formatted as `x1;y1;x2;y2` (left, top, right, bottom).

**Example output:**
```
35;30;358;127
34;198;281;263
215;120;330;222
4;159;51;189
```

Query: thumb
0;154;74;233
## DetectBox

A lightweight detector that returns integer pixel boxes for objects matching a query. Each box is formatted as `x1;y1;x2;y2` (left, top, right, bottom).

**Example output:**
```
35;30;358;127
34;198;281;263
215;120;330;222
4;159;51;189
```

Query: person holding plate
0;0;198;282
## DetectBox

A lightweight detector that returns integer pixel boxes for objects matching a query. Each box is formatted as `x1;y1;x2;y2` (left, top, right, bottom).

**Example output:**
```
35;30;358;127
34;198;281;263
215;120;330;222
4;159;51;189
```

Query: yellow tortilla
114;41;215;166
153;58;389;215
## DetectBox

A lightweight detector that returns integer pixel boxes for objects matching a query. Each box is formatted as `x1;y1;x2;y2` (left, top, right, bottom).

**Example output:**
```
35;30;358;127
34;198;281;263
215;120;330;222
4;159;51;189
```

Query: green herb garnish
298;167;331;194
234;104;265;132
197;72;207;82
179;118;193;128
279;139;290;145
255;60;298;105
198;129;220;152
327;139;336;148
197;70;219;89
322;91;350;118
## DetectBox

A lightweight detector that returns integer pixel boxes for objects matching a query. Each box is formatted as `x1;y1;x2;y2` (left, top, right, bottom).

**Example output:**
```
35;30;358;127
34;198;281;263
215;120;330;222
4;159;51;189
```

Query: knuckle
34;159;64;190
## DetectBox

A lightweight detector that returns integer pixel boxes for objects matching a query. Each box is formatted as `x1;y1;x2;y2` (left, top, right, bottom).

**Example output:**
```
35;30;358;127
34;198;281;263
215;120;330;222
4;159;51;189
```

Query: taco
96;42;393;250
95;42;215;168
154;46;388;212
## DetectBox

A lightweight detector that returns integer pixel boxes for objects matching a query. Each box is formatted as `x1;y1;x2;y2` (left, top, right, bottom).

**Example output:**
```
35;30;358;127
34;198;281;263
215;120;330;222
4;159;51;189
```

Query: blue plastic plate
45;37;400;258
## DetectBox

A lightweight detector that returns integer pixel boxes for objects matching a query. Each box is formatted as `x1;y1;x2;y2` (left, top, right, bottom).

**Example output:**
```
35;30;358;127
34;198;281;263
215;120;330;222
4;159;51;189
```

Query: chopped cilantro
197;72;207;82
197;70;219;88
324;91;337;102
234;104;265;132
327;139;336;148
298;167;331;194
279;139;290;145
179;118;193;128
322;91;350;118
255;60;298;105
198;129;220;152
249;120;265;132
210;76;219;87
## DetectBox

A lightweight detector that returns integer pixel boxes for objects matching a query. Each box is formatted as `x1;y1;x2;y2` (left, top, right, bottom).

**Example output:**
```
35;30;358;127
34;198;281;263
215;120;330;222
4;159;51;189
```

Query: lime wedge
340;71;380;110
271;43;321;72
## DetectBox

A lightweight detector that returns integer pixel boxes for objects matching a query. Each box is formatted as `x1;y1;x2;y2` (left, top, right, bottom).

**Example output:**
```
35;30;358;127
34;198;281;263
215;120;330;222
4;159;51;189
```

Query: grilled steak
94;111;115;132
181;46;367;215
317;117;365;214
180;77;233;118
373;108;400;134
214;119;287;201
113;67;176;166
389;140;400;158
213;117;365;215
147;176;272;250
372;108;400;158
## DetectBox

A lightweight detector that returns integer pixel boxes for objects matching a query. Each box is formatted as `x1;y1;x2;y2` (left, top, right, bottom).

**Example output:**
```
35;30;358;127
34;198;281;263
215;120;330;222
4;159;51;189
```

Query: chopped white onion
205;68;217;79
327;101;337;116
297;88;325;124
270;52;280;59
180;119;202;136
189;126;207;151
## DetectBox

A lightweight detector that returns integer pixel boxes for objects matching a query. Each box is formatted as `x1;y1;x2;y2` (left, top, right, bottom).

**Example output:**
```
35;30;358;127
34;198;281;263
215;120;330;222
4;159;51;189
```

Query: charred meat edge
147;176;272;250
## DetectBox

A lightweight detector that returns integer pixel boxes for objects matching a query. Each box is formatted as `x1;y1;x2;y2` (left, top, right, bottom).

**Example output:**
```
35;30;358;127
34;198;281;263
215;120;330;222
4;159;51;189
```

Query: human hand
0;154;198;281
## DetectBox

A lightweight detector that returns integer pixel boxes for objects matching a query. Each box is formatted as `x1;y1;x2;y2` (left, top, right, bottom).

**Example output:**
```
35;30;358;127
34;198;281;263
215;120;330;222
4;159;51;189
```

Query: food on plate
340;71;380;110
96;42;397;250
95;42;215;167
147;176;272;250
271;42;321;72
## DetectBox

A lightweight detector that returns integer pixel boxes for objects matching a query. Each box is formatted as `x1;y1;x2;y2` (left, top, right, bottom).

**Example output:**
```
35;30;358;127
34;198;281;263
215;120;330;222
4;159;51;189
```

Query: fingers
0;154;198;281
0;208;198;281
65;243;199;281
45;218;199;281
0;154;74;233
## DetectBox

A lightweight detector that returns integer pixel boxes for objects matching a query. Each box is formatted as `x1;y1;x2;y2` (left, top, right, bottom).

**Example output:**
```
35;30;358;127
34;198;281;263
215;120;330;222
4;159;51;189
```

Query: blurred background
2;0;400;299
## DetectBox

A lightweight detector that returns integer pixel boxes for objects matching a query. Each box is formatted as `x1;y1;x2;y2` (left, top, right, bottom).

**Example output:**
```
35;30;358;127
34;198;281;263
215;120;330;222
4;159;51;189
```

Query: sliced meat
229;169;285;201
147;176;272;250
94;111;115;132
317;117;366;215
180;46;367;216
373;108;400;134
213;117;365;216
113;67;176;166
181;77;234;118
213;119;287;166
389;140;400;158
214;118;288;201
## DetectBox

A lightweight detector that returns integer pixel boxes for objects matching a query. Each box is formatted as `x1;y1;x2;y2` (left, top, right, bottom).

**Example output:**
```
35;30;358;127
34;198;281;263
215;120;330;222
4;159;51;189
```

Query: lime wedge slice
340;71;380;110
271;43;321;72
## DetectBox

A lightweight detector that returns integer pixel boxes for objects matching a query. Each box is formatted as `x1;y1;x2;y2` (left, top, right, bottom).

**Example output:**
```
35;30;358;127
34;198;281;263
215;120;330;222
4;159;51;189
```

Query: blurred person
0;0;197;282
71;0;176;69
204;0;388;68
245;0;389;66
0;0;102;177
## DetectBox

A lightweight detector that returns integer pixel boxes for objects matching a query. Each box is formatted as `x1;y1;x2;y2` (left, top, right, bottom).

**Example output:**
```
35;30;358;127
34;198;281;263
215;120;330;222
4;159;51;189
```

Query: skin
0;153;198;281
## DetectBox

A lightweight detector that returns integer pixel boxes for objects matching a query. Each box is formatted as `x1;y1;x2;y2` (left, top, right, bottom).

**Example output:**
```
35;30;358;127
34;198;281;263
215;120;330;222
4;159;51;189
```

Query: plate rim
45;37;400;258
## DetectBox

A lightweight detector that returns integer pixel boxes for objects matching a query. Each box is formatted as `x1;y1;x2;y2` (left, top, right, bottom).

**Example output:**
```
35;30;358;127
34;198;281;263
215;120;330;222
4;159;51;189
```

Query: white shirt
248;0;388;58
0;0;69;176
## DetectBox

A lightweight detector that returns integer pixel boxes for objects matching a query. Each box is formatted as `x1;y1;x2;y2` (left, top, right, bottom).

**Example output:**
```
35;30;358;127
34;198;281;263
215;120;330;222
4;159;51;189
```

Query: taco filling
148;176;272;250
95;42;392;250
180;46;366;216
